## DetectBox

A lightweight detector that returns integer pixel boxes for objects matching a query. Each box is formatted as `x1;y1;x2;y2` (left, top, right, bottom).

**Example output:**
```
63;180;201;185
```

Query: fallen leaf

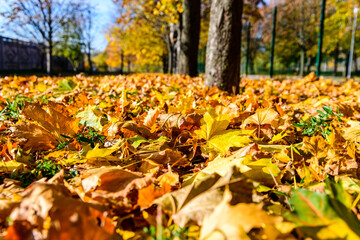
200;189;282;240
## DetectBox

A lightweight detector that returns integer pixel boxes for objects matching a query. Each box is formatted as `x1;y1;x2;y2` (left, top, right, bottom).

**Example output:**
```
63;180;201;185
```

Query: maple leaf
155;167;253;227
200;189;282;240
76;105;105;131
195;109;252;155
7;179;114;240
343;120;360;143
242;108;279;138
285;180;360;239
303;136;330;160
22;101;79;138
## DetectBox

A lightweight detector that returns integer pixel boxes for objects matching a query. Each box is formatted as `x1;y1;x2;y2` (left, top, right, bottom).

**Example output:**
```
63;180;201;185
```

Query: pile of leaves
1;73;360;239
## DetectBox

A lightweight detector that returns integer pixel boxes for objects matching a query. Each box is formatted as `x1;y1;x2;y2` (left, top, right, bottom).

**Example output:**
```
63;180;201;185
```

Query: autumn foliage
1;73;360;239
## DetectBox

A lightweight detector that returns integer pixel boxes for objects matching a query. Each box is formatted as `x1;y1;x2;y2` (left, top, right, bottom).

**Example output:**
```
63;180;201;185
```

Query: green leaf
322;106;334;116
56;79;77;92
285;187;360;239
76;106;104;131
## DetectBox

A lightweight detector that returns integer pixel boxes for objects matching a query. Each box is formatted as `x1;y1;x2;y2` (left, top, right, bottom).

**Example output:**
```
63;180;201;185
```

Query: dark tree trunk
178;0;201;77
168;45;174;74
128;60;131;74
47;5;53;75
120;51;124;74
162;53;168;73
333;43;339;76
88;46;93;74
205;0;243;94
353;52;358;74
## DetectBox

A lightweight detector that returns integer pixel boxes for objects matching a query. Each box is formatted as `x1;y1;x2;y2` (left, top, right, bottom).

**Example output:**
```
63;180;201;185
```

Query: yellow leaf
303;136;329;160
343;120;360;143
0;160;23;173
195;108;231;140
242;108;279;127
86;140;123;159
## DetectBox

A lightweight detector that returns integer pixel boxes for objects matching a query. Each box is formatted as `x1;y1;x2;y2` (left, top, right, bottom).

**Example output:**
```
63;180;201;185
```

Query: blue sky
0;0;117;52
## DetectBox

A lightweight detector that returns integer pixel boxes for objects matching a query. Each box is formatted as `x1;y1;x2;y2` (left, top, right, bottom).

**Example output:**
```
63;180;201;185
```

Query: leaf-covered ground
1;73;360;239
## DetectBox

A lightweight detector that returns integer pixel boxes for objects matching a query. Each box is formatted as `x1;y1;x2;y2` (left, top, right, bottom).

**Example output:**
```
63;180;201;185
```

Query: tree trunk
120;51;124;74
88;45;92;74
162;53;168;73
47;5;53;75
205;0;243;94
306;57;312;73
300;47;305;77
344;51;350;78
353;52;358;74
178;0;201;77
333;43;339;76
168;45;174;74
128;60;131;74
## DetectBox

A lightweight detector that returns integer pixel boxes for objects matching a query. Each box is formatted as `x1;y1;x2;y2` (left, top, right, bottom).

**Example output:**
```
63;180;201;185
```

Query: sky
0;0;117;52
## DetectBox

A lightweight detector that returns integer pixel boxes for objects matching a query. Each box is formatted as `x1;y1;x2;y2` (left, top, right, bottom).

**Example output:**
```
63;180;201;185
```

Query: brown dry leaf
158;113;202;130
137;149;188;166
303;136;330;160
143;108;160;129
11;122;59;152
200;189;282;240
155;168;253;227
121;121;154;139
137;172;179;208
81;167;153;204
6;181;114;240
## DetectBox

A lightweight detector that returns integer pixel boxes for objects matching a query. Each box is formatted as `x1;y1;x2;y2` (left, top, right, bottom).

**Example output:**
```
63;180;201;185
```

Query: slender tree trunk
168;45;174;74
120;51;124;74
47;5;53;75
344;51;350;77
88;45;92;74
300;47;305;77
128;59;131;74
306;57;312;73
205;0;243;94
333;43;339;76
250;56;255;74
178;0;201;77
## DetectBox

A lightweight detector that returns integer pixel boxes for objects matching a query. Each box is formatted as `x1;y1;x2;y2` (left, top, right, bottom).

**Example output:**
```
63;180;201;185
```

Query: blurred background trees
0;0;359;78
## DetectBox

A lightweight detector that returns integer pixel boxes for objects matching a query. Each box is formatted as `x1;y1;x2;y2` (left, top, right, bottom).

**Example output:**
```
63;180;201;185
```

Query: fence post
348;7;358;79
270;6;277;78
316;0;327;77
245;22;251;76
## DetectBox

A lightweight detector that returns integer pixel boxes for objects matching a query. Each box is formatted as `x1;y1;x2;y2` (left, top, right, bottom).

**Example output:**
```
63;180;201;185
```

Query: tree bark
205;0;243;94
178;0;201;77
